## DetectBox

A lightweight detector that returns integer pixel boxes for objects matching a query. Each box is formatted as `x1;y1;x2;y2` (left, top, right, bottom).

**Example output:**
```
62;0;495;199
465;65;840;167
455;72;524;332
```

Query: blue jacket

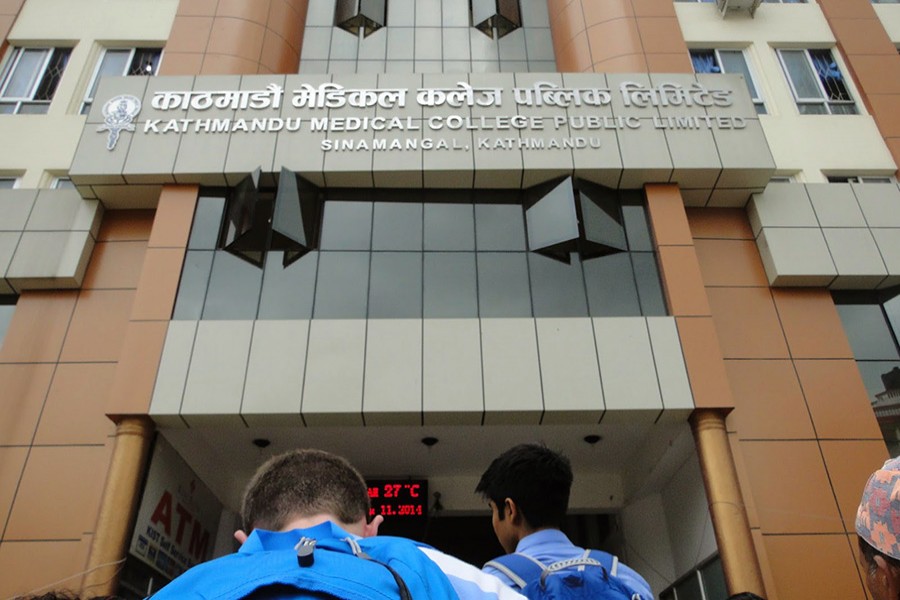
150;522;459;600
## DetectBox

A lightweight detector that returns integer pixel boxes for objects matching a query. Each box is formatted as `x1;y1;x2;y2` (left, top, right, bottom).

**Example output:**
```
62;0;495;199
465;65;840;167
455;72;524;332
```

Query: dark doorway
379;513;619;568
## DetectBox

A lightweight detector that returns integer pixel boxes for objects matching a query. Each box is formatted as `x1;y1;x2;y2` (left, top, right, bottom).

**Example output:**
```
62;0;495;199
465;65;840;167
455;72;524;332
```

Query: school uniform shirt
482;529;653;600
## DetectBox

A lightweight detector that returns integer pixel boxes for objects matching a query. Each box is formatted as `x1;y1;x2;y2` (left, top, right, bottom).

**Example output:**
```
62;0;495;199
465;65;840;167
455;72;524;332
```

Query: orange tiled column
0;213;153;598
818;0;900;173
546;0;692;74
645;184;764;596
161;0;310;76
688;208;887;599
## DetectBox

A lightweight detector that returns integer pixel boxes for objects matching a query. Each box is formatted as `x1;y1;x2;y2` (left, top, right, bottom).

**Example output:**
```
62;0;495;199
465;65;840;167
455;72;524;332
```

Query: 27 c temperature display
366;479;428;520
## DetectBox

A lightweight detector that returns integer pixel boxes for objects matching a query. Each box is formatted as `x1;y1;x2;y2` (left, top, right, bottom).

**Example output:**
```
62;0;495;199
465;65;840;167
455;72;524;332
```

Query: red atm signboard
367;479;427;520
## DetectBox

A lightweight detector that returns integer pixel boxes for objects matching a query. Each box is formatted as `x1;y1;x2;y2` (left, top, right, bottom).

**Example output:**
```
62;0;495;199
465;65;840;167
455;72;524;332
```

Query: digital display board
367;479;428;520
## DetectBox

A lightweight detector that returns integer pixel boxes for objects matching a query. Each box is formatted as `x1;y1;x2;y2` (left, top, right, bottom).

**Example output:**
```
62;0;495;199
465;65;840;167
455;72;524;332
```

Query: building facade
1;0;899;598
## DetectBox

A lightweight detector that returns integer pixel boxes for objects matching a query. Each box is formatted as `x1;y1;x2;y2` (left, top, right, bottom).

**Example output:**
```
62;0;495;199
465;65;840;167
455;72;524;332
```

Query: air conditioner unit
716;0;762;17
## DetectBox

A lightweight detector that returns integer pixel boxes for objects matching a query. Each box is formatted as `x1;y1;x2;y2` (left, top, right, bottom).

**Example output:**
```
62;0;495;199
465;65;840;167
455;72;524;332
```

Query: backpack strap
586;549;618;576
483;553;549;589
342;538;413;600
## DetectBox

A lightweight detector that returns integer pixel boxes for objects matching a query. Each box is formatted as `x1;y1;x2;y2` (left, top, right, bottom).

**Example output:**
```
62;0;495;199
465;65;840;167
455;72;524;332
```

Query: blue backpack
484;550;644;600
150;532;460;600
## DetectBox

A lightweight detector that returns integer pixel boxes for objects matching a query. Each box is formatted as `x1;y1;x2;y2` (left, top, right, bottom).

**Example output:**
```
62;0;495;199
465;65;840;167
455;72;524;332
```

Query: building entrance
380;513;619;569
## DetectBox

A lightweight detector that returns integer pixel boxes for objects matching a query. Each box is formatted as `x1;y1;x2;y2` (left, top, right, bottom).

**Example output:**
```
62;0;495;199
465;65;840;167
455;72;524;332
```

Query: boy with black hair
476;443;652;599
152;448;525;600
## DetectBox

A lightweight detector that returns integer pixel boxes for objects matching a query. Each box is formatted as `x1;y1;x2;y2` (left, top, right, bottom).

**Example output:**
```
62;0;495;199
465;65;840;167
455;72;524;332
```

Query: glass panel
0;178;16;188
173;250;214;320
319;200;373;250
810;49;852;102
313;251;370;318
781;50;823;100
33;48;70;101
690;50;720;74
0;303;15;346
622;204;653;251
202;251;263;319
88;49;130;100
525;178;578;253
423;252;478;318
368;252;422;318
699;557;727;600
829;103;857;115
15;102;49;114
424;203;475;250
674;573;703;600
1;48;47;98
719;50;760;100
885;293;900;339
584;253;642;317
857;360;900;456
477;252;532;317
372;201;423;250
188;196;227;250
798;103;828;115
475;203;527;250
258;251;318;319
529;252;588;317
129;48;161;76
632;253;667;316
836;304;900;360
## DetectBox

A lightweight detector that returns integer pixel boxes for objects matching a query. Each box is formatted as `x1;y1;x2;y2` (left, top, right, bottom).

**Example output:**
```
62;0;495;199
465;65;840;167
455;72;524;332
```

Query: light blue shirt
482;529;653;600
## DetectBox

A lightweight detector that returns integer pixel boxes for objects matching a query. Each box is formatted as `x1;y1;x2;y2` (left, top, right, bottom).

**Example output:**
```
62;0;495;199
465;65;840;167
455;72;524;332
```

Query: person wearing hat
856;456;900;600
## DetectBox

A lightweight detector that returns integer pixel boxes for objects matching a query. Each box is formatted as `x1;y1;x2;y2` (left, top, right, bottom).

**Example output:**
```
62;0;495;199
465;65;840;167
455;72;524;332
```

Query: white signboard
129;437;221;579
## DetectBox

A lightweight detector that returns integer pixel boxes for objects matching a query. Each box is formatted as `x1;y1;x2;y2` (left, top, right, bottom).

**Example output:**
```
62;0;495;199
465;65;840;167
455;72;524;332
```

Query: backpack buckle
295;537;317;567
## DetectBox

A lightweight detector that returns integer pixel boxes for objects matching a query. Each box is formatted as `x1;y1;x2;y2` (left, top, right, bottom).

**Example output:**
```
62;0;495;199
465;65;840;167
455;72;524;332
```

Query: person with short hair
476;443;652;599
152;448;525;600
856;456;900;600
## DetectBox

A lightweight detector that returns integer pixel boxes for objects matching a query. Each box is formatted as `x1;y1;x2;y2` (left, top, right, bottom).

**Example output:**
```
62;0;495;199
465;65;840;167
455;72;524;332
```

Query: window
51;177;76;189
0;177;17;189
835;290;900;457
81;48;161;114
0;47;71;114
690;49;766;114
827;175;896;184
0;296;16;348
660;555;726;600
778;48;857;115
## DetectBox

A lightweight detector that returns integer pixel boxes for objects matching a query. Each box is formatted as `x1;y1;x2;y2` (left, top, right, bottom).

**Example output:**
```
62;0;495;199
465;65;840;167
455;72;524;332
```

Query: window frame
777;47;857;115
80;47;162;114
0;46;71;114
0;176;19;189
690;47;766;114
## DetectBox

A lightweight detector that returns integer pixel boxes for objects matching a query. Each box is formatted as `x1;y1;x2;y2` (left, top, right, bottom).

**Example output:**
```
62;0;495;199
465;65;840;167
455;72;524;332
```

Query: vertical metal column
81;416;155;596
690;409;766;597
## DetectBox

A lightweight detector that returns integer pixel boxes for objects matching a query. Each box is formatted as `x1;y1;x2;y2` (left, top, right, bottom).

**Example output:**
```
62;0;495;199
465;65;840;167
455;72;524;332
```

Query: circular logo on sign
98;94;142;151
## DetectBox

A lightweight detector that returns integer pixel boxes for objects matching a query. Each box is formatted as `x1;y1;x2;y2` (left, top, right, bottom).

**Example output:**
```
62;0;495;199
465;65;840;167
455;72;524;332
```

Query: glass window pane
719;50;760;99
368;252;422;318
781;50;823;100
622;204;653;251
313;251;370;318
372;201;423;250
475;203;527;251
798;103;828;115
188;196;226;250
258;251;318;319
320;201;373;250
837;304;900;360
2;49;47;98
173;250;214;320
15;102;49;114
529;253;588;317
424;203;475;250
690;50;720;74
584;253;642;317
33;48;70;101
89;49;131;99
0;303;15;346
885;293;900;339
674;573;703;600
202;251;263;319
699;557;727;600
632;253;667;316
424;252;478;317
477;252;532;317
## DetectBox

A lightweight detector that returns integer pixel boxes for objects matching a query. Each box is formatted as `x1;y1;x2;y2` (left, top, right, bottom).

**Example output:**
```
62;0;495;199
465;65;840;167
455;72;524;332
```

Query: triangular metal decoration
222;167;268;268
270;168;322;268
